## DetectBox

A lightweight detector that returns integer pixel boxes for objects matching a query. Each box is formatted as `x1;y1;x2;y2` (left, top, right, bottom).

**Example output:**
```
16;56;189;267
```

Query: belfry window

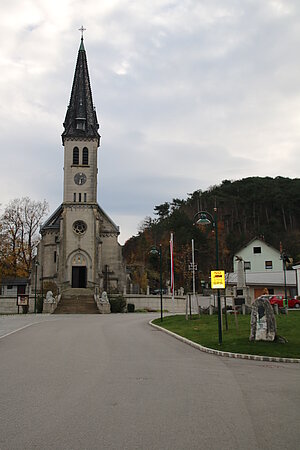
76;117;86;130
79;193;82;202
82;147;89;165
84;193;87;202
73;193;76;202
73;147;79;165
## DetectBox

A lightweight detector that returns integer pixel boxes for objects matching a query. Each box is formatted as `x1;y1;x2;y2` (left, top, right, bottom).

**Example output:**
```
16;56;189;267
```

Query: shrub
109;295;126;313
127;303;135;313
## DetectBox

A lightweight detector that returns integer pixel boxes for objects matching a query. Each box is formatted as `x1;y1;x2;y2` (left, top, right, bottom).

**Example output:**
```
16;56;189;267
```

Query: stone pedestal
97;302;111;314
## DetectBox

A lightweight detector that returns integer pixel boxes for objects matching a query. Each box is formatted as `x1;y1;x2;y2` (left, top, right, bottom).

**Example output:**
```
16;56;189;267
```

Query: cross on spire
79;25;86;39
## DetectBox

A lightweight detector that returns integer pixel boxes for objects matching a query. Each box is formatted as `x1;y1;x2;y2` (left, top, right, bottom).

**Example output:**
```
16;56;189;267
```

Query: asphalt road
0;314;299;450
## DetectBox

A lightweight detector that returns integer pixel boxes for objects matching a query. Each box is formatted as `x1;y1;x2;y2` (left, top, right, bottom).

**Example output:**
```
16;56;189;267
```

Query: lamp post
194;208;222;345
191;239;196;298
150;245;163;322
34;260;39;314
281;250;289;310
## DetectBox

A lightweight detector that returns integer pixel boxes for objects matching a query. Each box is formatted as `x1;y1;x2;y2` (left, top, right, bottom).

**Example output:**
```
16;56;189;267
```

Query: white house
227;237;296;303
233;237;282;273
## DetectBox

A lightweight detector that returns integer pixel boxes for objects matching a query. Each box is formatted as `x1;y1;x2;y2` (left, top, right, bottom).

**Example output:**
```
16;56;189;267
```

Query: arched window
82;147;89;165
73;147;79;165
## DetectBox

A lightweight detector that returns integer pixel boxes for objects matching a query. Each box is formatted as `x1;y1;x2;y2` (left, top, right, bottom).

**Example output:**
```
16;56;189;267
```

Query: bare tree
0;197;49;276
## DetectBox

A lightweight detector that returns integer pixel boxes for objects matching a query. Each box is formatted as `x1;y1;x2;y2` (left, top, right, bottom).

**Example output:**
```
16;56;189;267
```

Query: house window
82;147;88;165
84;193;87;202
7;285;13;290
265;261;273;270
253;246;261;254
73;147;79;165
268;288;274;295
244;261;251;270
54;251;57;263
73;193;76;202
79;193;82;202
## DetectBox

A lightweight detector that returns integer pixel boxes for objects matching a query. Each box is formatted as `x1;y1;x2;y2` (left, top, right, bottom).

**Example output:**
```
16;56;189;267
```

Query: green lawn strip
153;313;300;359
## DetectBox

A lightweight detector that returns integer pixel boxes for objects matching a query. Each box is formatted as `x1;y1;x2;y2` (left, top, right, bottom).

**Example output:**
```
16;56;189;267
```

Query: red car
269;295;300;309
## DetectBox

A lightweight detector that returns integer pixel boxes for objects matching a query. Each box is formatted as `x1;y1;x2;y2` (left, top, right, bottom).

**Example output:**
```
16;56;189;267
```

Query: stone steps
54;290;99;314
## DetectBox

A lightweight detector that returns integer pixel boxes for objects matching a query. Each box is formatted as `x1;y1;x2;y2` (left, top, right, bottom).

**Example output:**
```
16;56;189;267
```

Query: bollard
209;305;214;315
242;304;246;315
274;304;279;315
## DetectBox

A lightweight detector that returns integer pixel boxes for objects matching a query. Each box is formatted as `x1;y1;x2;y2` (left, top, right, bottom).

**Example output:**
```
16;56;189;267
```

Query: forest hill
123;177;300;293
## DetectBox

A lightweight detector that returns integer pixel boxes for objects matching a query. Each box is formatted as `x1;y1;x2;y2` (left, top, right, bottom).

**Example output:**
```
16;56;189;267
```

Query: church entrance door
72;266;87;288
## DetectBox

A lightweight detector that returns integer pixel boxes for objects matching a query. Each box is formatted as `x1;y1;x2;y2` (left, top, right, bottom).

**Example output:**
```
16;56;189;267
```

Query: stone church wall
100;235;126;291
40;230;59;281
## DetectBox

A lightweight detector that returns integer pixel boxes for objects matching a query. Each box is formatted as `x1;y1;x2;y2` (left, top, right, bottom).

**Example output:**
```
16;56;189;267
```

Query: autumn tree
0;197;49;277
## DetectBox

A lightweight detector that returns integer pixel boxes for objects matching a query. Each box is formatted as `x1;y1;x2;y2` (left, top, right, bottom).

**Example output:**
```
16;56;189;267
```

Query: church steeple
62;36;100;145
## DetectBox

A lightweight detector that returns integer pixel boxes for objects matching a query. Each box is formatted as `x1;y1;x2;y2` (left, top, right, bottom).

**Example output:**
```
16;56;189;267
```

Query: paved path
0;314;299;450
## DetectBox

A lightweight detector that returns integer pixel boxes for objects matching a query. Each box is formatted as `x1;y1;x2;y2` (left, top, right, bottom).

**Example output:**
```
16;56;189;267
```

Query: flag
170;232;174;295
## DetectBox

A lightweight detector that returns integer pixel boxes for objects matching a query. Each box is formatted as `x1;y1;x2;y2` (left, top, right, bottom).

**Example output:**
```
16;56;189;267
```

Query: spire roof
62;38;100;144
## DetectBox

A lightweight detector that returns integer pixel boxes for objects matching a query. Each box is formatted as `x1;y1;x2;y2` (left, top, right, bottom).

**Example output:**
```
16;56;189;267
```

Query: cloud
1;0;300;243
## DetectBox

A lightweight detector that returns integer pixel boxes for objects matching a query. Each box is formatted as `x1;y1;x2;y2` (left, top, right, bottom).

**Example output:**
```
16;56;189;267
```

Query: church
36;35;125;296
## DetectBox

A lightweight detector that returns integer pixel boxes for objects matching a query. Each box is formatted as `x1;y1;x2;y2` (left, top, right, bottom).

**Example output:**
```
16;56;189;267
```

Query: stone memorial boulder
250;297;276;341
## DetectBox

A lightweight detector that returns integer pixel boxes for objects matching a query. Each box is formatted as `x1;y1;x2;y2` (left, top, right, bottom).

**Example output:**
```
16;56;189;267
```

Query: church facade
36;37;125;294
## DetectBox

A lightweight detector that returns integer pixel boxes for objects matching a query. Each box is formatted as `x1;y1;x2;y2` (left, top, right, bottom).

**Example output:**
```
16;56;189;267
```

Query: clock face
74;172;87;185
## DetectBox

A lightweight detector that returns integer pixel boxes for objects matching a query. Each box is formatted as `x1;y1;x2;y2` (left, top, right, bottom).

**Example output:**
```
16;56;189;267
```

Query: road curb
149;320;300;364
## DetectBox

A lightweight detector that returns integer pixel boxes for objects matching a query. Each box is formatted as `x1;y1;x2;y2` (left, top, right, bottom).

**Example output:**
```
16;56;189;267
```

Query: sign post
211;270;225;344
17;295;29;314
211;271;225;289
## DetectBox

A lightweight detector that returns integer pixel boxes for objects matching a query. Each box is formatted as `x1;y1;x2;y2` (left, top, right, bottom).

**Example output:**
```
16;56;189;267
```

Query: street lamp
150;245;163;322
280;248;290;310
194;208;222;345
34;260;39;314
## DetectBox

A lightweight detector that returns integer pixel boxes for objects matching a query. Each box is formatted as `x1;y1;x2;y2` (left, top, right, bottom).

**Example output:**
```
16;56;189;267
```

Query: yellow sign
211;270;225;289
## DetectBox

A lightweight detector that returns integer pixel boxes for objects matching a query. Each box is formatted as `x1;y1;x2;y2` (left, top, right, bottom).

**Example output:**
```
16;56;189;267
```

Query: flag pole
170;232;175;314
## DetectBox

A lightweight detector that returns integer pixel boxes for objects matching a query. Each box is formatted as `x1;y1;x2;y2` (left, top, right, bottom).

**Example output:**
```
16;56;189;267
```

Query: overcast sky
1;0;300;243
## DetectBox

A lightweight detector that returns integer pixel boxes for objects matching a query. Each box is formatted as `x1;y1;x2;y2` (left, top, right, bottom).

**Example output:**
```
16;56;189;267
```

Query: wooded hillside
123;177;300;293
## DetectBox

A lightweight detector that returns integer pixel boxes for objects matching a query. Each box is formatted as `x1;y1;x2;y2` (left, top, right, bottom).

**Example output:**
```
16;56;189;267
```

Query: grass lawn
153;312;300;359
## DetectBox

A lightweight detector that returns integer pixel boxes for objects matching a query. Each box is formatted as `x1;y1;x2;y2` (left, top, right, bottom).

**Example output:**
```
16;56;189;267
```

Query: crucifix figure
79;26;86;39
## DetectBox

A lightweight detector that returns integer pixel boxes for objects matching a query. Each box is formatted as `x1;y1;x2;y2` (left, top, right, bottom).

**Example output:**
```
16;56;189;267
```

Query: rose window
72;220;87;235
